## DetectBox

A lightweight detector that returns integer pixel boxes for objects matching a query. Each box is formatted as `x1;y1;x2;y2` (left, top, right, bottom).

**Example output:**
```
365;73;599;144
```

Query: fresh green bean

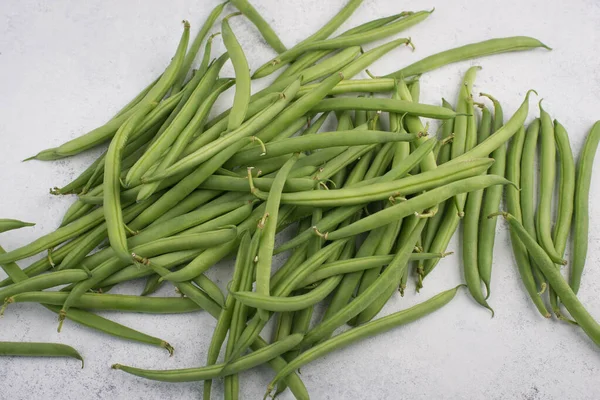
112;333;303;382
150;190;220;225
536;101;565;264
504;126;550;317
0;342;84;367
32;21;190;158
172;1;228;92
0;219;34;233
384;36;551;78
230;0;287;53
0;270;88;301
495;212;600;347
104;103;157;263
552;120;575;257
223;13;251;131
571;121;600;293
311;97;457;119
326;175;511;241
253;10;427;78
141;274;163;296
266;285;461;395
262;158;493;207
478;93;505;298
4;292;201;314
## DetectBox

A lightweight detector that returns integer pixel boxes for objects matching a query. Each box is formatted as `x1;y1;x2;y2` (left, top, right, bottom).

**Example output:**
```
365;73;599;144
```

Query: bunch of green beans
4;1;600;399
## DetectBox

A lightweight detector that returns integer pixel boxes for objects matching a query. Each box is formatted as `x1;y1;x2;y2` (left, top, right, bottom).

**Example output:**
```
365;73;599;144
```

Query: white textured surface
1;0;600;399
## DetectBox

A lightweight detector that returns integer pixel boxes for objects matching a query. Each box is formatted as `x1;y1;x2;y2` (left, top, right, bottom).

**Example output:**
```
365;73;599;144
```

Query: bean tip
111;363;122;370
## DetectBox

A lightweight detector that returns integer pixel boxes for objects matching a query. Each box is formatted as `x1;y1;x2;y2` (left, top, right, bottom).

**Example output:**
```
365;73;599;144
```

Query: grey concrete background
1;0;600;399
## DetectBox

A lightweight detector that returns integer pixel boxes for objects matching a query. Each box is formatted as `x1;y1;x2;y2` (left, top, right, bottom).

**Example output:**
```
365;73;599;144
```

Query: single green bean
0;219;34;233
571;121;600;293
223;13;251;131
141;274;163;296
384;36;551;78
0;342;84;367
230;0;287;53
311;97;457;119
0;270;89;301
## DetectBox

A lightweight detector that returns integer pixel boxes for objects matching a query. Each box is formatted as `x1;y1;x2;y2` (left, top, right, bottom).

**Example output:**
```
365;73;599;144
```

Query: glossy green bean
230;0;287;53
104;103;157;263
326;175;511;241
496;212;600;346
136;79;234;201
126;54;229;187
253;10;427;78
302;218;427;346
5;292;201;314
384;36;551;78
34;21;190;158
478;93;505;298
0;342;83;367
223;13;251;130
311;97;457;119
148;79;301;181
172;1;227;92
0;270;88;301
571;121;600;293
536;101;565;264
0;219;34;233
228;130;417;166
504;126;550;317
266;285;461;395
263;158;493;207
112;333;303;382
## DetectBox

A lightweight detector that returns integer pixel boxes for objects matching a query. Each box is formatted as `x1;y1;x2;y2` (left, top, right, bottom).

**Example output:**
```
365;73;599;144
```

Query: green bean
274;139;436;254
126;54;229;187
571;121;600;293
150;189;220;225
262;158;493;207
448;90;535;164
58;229;237;329
0;270;88;301
0;219;34;233
384;36;551;78
112;333;303;382
136;79;235;201
552;120;575;257
203;232;251;399
172;1;228;92
311;97;457;119
519;119;546;289
50;155;103;195
222;13;251;131
192;275;226;307
230;0;287;53
494;212;600;346
4;292;201;314
254;155;299;320
504;126;550;317
146;79;301;181
231;130;417;167
0;245;175;353
58;195;158;272
104;103;157;263
141;274;163;296
227;240;348;362
276;12;406;83
302;218;427;346
0;200;133;265
253;10;427;78
462;104;494;314
478;93;505;298
202;175;315;192
326;175;511;241
184;94;280;156
534;102;564;266
297;78;399;97
233;276;340;313
265;285;461;395
34;21;190;158
0;342;84;367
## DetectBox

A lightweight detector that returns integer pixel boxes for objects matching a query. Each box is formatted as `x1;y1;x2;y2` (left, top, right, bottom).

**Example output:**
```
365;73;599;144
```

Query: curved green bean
230;0;287;53
571;121;600;293
311;97;457;119
0;342;84;367
384;36;550;78
0;270;89;301
0;219;35;233
223;13;251;131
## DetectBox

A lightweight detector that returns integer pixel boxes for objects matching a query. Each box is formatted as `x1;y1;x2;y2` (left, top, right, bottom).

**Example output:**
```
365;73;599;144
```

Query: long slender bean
0;342;84;367
230;0;287;53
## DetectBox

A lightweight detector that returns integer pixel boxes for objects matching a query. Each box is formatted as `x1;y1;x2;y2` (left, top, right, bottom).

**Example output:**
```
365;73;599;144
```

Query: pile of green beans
4;1;600;399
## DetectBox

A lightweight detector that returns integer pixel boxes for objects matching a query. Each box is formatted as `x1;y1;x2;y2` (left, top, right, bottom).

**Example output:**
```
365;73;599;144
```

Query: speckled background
1;0;600;399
